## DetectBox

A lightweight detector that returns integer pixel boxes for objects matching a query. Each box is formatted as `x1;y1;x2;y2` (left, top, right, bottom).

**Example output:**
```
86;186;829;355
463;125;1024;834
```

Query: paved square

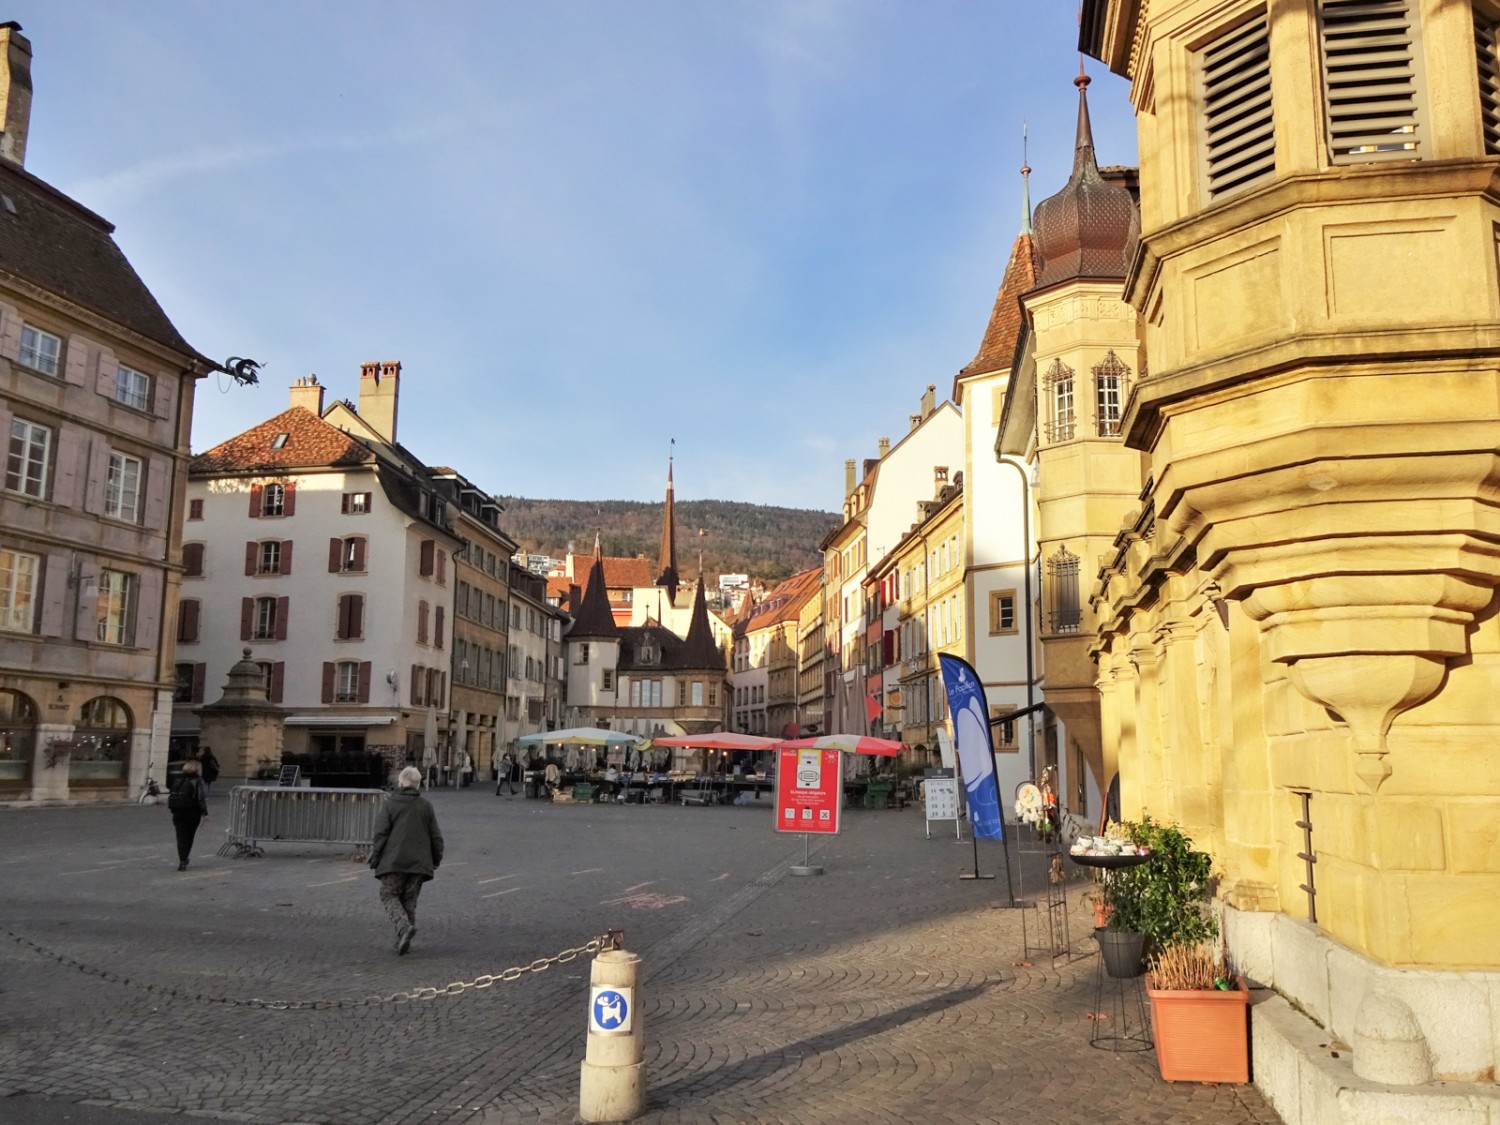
0;789;1280;1124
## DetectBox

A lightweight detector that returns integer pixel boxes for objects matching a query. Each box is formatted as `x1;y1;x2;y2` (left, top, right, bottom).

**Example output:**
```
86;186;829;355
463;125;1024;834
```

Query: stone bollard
578;947;645;1122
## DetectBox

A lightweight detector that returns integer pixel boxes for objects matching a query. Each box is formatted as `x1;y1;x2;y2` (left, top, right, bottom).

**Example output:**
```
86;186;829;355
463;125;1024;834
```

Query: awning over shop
283;715;399;727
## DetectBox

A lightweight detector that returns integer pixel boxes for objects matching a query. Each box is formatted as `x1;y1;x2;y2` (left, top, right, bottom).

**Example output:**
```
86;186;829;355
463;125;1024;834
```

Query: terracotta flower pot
1145;976;1251;1083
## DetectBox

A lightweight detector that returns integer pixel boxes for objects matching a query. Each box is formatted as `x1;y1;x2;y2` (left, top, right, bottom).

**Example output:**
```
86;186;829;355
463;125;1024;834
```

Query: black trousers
172;811;204;863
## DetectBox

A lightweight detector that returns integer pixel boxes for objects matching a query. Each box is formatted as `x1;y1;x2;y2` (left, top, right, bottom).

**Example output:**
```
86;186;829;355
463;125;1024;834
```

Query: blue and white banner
937;654;1004;840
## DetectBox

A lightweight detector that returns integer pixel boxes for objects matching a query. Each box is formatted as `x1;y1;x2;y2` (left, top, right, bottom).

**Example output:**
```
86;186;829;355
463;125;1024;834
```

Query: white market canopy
515;727;642;747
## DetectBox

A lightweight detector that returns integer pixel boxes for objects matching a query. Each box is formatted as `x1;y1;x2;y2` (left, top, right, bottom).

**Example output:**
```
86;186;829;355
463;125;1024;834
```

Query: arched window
70;696;132;782
0;689;37;785
1046;547;1082;634
1093;350;1131;437
1043;359;1076;442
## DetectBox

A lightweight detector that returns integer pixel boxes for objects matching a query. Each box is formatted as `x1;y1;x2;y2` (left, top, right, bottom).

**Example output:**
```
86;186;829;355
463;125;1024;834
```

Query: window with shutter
178;598;200;644
1477;8;1500;155
183;543;204;577
1319;0;1424;164
1201;13;1275;198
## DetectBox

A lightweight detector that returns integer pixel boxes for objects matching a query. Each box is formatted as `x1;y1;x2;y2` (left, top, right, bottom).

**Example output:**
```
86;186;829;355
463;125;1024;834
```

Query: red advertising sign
774;747;842;835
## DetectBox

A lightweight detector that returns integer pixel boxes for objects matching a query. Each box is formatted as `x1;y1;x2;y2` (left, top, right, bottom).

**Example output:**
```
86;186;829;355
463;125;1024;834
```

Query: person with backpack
198;744;221;797
168;758;210;871
368;766;444;954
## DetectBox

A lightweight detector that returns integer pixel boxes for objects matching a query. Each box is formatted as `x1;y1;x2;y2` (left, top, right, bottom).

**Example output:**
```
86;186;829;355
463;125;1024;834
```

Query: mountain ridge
498;497;837;583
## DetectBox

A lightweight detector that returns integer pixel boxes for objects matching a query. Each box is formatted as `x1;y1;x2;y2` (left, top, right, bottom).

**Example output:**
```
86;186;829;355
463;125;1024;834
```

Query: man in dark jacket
369;766;444;954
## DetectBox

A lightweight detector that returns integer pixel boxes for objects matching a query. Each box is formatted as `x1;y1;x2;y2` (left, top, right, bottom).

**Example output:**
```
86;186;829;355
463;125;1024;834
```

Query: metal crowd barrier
218;785;383;858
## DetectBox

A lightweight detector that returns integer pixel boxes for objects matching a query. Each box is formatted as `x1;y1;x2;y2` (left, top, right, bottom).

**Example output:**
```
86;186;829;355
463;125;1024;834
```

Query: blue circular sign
592;989;628;1031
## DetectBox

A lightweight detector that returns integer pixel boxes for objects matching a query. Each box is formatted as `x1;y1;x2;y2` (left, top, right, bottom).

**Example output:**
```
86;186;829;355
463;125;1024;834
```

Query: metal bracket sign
589;985;633;1035
774;747;841;835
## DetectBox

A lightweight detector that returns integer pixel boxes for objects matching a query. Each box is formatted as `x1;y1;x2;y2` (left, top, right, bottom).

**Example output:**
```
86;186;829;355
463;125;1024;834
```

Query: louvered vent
1477;10;1500;155
1320;0;1423;164
1202;13;1276;197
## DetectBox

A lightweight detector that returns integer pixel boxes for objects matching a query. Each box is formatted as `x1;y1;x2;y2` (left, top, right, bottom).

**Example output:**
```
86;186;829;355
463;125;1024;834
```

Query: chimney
877;437;890;459
909;413;921;432
357;360;401;441
288;374;325;414
844;458;856;498
934;465;949;496
0;23;32;167
921;384;936;419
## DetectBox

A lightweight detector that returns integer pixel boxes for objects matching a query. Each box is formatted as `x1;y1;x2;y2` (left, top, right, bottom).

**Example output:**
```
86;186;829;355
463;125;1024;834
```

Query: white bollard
578;947;645;1122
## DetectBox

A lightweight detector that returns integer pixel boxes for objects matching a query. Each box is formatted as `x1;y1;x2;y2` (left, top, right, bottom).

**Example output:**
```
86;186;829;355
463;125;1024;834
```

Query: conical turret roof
678;577;722;670
1032;68;1136;289
656;457;679;602
568;545;618;640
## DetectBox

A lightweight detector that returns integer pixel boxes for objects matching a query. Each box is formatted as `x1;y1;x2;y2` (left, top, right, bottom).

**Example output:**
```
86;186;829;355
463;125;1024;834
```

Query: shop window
0;688;37;785
70;696;131;783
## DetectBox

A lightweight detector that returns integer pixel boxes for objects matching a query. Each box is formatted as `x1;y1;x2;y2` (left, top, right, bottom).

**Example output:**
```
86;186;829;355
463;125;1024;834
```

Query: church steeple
656;448;680;602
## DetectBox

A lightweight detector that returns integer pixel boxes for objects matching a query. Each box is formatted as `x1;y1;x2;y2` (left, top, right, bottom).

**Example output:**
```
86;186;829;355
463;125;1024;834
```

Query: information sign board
277;764;300;788
774;747;841;835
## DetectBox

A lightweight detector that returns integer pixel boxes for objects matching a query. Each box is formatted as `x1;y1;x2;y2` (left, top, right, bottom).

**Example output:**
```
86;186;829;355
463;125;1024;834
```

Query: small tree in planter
1097;815;1217;977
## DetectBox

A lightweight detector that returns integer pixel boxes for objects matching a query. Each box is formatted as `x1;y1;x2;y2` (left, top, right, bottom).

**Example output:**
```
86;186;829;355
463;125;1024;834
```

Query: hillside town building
0;24;216;804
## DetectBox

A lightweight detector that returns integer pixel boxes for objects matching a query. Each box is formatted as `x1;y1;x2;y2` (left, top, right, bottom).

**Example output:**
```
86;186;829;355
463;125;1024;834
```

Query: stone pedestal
196;648;285;785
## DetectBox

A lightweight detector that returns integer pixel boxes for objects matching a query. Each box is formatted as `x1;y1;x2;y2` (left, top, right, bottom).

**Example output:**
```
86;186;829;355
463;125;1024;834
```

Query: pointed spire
656;443;680;602
679;576;721;669
568;549;618;639
1072;59;1099;181
1021;121;1033;236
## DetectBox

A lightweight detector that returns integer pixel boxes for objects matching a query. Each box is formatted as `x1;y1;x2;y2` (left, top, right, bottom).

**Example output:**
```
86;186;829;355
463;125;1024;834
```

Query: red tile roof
191;407;374;474
602;556;657;589
958;231;1038;385
743;568;822;632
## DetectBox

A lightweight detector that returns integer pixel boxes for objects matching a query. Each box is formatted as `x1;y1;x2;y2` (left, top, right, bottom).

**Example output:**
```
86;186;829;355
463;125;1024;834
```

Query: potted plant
1097;815;1217;977
1145;940;1250;1083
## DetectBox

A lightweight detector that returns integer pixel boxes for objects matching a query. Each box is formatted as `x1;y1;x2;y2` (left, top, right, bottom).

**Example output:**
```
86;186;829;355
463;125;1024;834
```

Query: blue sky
12;1;1135;511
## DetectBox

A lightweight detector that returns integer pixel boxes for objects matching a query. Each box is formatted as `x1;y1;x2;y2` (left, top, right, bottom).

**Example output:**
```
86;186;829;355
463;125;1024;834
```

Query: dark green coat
369;787;444;880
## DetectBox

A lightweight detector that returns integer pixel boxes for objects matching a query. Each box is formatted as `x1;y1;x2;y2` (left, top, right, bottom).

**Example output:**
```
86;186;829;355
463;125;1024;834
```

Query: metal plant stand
1071;851;1153;1052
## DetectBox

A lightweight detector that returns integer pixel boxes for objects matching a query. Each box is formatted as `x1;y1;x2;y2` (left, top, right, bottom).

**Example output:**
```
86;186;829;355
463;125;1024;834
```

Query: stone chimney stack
288;374;325;414
909;413;921;432
921;384;936;419
357;360;401;442
844;458;857;498
0;23;33;167
877;437;890;459
934;465;949;496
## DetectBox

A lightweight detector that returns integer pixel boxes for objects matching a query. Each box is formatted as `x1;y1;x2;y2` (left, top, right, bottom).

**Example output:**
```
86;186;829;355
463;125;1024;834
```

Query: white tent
515;727;641;747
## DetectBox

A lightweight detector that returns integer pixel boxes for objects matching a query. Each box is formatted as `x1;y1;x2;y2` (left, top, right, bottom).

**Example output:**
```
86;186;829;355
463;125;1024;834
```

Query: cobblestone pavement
0;788;1282;1125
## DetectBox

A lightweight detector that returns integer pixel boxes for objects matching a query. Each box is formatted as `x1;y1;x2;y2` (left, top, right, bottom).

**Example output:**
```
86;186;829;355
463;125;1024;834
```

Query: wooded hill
497;497;838;583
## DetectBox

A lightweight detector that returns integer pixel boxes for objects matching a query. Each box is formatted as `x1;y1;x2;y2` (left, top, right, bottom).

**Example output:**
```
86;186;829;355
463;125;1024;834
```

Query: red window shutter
249;483;263;517
349;594;364;639
336;594;349;640
270;662;285;703
352;537;366;571
321;662;335;704
361;492;372;511
275;596;289;640
435;606;445;649
340;493;350;514
280;540;293;574
183;543;203;577
189;498;204;520
240;597;253;641
418;601;429;644
436;550;447;584
328;537;342;573
283;482;296;516
178;599;200;643
357;661;371;703
438;671;446;710
420;539;435;577
244;541;257;576
411;664;421;706
191;663;206;703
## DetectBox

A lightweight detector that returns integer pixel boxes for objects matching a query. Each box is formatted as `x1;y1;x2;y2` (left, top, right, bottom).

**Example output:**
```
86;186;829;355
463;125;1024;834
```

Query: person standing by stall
495;751;517;796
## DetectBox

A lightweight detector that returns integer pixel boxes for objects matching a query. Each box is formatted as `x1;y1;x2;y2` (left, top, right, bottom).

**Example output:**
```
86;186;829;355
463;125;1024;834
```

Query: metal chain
3;927;623;1010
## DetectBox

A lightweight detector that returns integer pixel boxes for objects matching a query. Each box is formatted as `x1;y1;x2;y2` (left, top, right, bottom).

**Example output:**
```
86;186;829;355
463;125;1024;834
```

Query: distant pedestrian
167;758;209;871
369;765;444;955
543;761;561;798
422;743;437;788
198;744;220;798
495;752;517;796
459;750;473;788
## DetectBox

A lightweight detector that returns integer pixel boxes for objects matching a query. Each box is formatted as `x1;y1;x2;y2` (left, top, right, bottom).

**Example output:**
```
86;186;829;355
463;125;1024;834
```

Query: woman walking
168;758;209;870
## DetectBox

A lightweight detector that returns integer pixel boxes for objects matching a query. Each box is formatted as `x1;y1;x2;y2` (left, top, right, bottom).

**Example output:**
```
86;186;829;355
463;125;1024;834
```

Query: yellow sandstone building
1061;0;1500;1116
